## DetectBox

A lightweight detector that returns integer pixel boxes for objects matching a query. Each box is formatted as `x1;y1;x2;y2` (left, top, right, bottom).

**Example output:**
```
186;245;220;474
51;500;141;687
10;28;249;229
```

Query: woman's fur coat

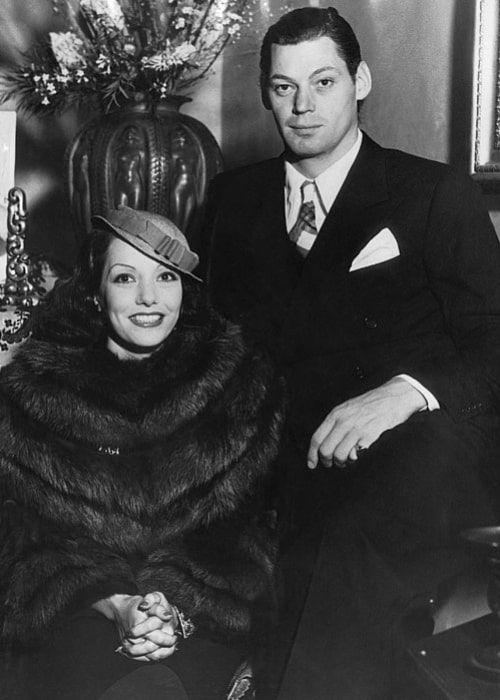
0;300;284;650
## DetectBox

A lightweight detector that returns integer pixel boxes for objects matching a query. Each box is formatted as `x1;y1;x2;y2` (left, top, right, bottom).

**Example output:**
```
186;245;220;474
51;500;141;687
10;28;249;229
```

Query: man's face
266;37;371;176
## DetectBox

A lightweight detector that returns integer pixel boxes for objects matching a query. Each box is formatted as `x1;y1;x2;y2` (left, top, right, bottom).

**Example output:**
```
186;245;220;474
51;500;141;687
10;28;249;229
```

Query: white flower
96;53;112;69
158;82;169;97
172;42;197;63
142;41;197;71
12;0;252;113
50;32;86;70
208;0;230;18
80;0;126;30
74;70;89;83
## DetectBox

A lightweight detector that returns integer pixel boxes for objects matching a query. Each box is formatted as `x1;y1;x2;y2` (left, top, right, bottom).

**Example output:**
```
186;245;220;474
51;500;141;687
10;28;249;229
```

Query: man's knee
339;411;498;551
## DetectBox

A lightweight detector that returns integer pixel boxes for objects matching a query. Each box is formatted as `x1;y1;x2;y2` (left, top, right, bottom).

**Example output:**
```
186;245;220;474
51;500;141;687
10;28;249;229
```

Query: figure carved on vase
113;126;146;210
73;153;92;234
66;102;223;243
170;128;201;233
71;131;93;235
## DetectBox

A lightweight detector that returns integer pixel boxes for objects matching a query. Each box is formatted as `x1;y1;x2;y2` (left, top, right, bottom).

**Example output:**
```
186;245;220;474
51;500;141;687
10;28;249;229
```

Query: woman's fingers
129;614;165;639
118;638;159;657
138;591;162;612
152;604;174;621
142;603;173;625
118;627;177;662
145;644;178;661
130;592;178;640
144;628;177;647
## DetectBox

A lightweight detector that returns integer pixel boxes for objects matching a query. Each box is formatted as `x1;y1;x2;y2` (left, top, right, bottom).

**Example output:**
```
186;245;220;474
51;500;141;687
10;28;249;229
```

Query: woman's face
100;237;183;358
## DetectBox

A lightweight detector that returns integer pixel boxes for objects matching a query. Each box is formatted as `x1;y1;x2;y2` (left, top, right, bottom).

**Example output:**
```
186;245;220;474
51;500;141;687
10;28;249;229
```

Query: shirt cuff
396;374;440;411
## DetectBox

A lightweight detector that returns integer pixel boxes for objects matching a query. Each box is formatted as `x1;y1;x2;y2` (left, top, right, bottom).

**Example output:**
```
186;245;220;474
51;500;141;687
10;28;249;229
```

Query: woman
0;207;285;700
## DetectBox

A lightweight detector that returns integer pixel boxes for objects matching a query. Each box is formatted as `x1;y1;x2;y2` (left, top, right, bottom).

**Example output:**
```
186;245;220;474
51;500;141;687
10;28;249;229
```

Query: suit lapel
249;158;303;308
280;136;391;351
304;135;390;273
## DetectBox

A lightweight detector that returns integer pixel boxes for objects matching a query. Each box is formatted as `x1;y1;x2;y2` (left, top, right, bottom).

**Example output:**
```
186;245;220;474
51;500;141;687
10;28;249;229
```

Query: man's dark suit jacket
203;132;500;699
204;134;500;442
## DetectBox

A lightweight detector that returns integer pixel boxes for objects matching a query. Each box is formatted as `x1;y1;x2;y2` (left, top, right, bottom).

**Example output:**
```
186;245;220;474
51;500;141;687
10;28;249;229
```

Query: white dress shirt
283;130;439;411
285;130;363;233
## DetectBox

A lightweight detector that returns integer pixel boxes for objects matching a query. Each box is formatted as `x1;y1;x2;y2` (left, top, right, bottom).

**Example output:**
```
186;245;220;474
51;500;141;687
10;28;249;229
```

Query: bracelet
172;604;196;639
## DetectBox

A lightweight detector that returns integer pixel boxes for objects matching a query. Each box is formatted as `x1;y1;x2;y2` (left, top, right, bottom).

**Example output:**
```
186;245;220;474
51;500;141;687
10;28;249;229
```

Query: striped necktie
289;180;318;257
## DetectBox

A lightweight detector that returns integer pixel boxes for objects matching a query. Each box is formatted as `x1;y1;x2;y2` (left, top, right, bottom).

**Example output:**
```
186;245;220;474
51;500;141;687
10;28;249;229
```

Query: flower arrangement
1;0;252;114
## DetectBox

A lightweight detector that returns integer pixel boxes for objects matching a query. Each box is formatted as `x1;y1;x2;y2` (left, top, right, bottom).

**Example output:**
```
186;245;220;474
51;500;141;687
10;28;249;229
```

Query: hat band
108;209;198;273
153;233;198;272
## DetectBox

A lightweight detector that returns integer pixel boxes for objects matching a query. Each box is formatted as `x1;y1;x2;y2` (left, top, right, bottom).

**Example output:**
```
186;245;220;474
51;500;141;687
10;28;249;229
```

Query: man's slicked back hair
260;6;362;92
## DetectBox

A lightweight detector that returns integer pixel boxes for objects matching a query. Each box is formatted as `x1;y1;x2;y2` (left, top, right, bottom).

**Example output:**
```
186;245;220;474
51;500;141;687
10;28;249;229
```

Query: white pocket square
349;228;400;271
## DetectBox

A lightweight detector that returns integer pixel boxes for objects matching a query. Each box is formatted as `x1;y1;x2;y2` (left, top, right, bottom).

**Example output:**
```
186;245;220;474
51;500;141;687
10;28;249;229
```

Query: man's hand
307;377;427;469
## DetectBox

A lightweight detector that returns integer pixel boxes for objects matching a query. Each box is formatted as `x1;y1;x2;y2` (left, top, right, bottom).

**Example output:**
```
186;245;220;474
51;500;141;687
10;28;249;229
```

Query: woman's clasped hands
95;591;179;662
118;591;179;662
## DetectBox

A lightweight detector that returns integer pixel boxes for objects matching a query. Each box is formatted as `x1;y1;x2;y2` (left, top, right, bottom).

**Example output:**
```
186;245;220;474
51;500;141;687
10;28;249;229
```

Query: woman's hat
91;206;202;281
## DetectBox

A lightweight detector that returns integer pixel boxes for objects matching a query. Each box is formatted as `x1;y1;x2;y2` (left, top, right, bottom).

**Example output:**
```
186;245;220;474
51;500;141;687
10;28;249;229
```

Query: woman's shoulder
205;309;283;380
201;310;287;420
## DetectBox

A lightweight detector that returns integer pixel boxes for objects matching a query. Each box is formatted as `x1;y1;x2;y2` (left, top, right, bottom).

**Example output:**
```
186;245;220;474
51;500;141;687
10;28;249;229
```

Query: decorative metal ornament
66;97;223;246
2;187;36;308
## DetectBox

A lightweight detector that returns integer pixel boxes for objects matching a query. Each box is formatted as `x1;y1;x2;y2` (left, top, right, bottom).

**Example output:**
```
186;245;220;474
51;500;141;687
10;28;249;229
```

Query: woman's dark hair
260;7;362;96
29;227;209;345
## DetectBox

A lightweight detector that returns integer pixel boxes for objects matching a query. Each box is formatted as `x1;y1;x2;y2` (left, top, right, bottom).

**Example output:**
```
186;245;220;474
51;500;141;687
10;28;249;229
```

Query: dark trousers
265;411;500;700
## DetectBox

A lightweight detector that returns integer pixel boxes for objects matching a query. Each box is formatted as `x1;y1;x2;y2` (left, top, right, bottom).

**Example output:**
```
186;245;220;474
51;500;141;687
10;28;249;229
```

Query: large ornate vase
66;97;223;245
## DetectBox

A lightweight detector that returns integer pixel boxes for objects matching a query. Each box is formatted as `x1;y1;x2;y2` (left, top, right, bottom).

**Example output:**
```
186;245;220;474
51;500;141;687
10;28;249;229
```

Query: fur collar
2;314;246;445
0;311;284;545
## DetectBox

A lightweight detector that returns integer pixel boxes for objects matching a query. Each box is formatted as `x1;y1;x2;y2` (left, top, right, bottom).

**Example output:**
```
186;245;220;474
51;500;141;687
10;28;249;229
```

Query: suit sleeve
402;170;500;416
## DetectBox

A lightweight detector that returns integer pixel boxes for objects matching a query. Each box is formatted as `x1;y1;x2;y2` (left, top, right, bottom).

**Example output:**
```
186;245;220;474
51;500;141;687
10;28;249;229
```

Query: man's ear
355;61;372;101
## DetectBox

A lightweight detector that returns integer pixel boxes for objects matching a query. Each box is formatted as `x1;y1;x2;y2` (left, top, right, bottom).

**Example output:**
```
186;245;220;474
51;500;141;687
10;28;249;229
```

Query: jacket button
354;365;365;379
364;316;378;329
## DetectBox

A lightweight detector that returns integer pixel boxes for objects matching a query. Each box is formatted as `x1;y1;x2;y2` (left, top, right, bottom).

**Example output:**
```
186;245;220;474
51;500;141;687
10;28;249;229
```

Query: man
202;7;500;699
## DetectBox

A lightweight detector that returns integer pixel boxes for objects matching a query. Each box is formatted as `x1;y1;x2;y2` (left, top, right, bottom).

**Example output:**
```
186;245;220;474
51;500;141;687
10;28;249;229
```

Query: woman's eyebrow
108;263;136;270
